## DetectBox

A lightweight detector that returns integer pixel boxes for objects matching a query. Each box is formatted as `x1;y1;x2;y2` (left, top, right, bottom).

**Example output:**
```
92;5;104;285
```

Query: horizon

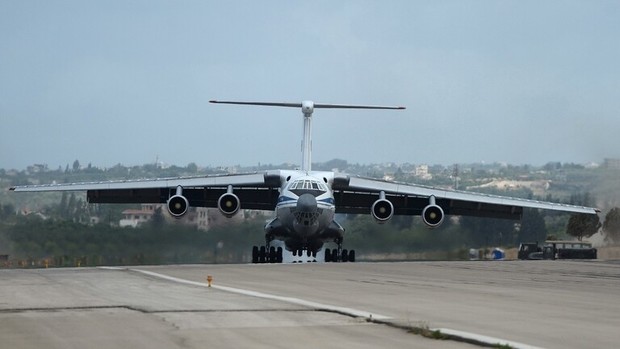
4;156;611;173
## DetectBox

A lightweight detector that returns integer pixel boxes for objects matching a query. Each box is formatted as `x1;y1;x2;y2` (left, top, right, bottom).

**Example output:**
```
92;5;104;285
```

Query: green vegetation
1;215;265;265
1;159;617;265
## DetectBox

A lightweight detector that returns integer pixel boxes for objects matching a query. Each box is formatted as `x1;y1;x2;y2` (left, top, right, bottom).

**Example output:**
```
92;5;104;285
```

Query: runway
1;261;619;349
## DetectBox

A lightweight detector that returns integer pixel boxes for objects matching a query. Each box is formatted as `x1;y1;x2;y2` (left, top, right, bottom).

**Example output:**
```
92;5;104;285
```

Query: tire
325;249;332;262
276;247;283;263
348;249;355;262
269;246;276;263
341;249;348;263
259;246;266;263
252;246;259;264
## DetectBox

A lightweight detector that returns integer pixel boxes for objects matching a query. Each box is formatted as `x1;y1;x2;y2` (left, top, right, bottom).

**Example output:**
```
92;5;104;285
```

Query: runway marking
435;328;545;349
129;268;391;320
125;267;545;349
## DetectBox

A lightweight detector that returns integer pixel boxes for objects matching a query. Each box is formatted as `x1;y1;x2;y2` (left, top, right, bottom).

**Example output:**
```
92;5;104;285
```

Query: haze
1;1;619;170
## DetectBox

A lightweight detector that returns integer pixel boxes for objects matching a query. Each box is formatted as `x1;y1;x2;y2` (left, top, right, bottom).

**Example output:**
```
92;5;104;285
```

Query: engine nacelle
371;198;394;223
422;204;444;228
218;192;240;217
167;195;189;217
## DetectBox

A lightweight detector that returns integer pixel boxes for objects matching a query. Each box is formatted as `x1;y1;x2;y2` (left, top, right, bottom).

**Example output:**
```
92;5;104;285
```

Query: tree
186;162;198;173
566;214;601;241
67;193;77;220
59;192;69;218
72;159;80;172
460;216;516;247
603;207;620;244
149;207;166;229
2;204;15;217
518;209;547;243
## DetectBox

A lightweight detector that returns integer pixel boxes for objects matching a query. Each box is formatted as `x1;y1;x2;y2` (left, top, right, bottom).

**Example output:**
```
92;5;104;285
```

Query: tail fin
209;100;405;171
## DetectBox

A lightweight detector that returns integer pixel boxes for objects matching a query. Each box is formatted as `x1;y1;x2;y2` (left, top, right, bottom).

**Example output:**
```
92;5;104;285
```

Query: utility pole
453;164;459;190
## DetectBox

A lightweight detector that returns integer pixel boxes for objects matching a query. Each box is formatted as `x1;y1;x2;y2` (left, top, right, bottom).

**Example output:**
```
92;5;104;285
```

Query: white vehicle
10;100;599;263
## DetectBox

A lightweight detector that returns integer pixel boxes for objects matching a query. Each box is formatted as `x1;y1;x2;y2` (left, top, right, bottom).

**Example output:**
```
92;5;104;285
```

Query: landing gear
251;237;355;263
324;239;355;262
252;246;259;263
251;244;283;264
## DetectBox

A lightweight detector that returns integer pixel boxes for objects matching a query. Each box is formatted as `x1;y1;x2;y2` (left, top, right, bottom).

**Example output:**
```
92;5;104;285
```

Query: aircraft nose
297;193;317;213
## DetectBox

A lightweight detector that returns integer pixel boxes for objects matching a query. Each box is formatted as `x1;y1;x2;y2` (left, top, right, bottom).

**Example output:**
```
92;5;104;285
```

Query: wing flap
87;186;279;210
87;188;165;204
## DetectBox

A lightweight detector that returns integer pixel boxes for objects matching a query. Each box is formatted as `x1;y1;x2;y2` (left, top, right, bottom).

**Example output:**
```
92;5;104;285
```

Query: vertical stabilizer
209;100;405;172
300;101;314;171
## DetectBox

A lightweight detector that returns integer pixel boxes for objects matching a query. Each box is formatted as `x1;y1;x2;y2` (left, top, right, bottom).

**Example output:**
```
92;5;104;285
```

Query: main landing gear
324;248;355;262
324;239;355;263
250;238;355;264
251;245;283;264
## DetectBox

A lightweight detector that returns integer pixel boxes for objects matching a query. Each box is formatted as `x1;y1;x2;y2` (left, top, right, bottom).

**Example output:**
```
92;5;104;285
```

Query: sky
1;1;619;170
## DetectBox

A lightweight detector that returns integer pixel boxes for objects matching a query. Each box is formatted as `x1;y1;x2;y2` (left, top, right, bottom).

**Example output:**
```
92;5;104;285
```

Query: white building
119;205;156;227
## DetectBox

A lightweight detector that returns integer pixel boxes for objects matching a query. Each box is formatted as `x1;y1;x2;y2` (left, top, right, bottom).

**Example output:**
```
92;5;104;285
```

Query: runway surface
1;261;619;349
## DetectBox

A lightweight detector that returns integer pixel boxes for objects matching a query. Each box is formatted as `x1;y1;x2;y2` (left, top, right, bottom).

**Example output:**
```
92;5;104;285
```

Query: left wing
10;171;283;211
332;175;599;220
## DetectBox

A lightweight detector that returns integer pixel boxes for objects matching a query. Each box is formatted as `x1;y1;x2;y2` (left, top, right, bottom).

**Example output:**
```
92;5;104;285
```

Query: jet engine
218;185;240;217
422;196;444;228
167;186;189;217
371;191;393;223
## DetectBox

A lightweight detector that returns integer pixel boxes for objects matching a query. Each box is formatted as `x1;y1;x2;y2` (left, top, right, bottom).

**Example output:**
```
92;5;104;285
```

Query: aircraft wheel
306;249;312;257
341;249;348;263
325;249;332;262
332;249;338;262
252;246;259;264
348;249;355;262
276;247;283;263
259;246;266;263
269;247;276;263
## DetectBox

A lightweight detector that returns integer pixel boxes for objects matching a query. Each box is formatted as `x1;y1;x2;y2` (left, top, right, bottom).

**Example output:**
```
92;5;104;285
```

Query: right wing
332;175;599;219
10;171;283;211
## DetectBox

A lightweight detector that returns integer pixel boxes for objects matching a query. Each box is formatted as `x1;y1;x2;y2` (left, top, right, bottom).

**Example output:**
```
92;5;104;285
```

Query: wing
332;175;599;219
10;171;282;211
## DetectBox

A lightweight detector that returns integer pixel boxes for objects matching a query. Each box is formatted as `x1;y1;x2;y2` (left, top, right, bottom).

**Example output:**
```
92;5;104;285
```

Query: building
118;204;254;231
119;205;156;228
603;158;620;170
415;164;432;180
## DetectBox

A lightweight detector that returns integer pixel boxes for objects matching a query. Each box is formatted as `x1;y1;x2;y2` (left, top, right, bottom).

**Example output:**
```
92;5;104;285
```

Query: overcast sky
1;1;619;170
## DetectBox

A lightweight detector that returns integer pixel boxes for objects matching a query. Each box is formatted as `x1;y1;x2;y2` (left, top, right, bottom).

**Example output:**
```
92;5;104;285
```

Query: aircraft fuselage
264;170;343;254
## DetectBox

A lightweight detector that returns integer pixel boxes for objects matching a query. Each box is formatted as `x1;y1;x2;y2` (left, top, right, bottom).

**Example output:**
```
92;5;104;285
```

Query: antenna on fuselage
209;100;405;171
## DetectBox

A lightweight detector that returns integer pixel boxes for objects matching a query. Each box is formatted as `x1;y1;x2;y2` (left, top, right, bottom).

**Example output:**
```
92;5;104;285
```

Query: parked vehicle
518;240;597;260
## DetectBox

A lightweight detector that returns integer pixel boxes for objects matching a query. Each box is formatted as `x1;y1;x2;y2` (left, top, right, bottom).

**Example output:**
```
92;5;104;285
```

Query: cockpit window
289;179;327;195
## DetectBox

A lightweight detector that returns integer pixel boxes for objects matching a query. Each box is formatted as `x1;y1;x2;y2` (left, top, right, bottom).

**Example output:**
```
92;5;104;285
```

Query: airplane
10;100;599;263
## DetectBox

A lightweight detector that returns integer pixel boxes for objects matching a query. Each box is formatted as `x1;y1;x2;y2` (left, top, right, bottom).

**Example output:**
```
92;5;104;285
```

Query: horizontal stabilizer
209;101;301;108
314;103;405;110
209;100;405;110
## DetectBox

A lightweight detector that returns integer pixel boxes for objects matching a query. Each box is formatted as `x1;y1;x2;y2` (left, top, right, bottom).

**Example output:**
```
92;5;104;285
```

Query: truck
518;240;597;260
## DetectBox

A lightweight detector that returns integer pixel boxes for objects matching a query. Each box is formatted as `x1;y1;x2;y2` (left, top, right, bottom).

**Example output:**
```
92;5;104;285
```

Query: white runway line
436;328;545;349
125;267;545;349
130;268;391;320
